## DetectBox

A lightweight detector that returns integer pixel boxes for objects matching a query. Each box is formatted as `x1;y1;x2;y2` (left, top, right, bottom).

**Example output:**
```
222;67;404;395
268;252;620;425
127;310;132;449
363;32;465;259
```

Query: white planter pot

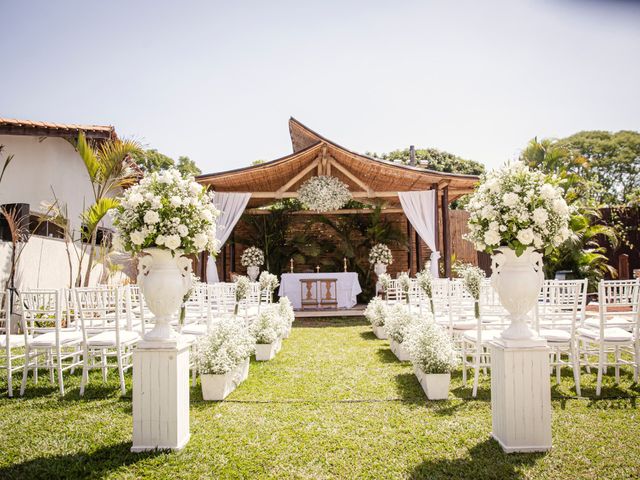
255;341;278;361
415;368;450;400
491;247;544;342
282;325;291;339
201;358;249;401
389;339;411;362
372;324;388;340
138;248;193;342
247;265;260;281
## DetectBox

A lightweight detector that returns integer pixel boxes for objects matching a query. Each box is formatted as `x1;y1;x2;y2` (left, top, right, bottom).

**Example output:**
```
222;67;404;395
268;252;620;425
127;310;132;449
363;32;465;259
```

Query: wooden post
619;254;630;280
442;186;451;278
406;219;413;274
230;233;236;275
415;231;421;272
222;244;227;282
432;183;441;275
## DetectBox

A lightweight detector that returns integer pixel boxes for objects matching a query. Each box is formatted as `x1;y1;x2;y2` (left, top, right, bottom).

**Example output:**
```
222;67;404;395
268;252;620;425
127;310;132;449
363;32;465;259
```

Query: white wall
0;134;96;232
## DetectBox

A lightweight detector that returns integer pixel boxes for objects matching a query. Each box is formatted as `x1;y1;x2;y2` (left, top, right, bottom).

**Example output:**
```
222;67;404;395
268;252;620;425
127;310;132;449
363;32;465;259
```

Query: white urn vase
491;246;544;343
374;262;387;276
138;248;193;342
247;265;260;281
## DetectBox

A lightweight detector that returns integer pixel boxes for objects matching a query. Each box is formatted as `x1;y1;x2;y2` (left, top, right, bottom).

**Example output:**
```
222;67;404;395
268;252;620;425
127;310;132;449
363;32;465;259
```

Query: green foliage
0;145;15;185
368;147;485;175
131;149;202;177
177;155;202;176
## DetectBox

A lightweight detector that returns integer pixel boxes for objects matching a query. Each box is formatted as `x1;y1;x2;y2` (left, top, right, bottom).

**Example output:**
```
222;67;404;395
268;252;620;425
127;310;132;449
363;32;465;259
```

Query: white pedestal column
131;340;190;452
489;339;552;453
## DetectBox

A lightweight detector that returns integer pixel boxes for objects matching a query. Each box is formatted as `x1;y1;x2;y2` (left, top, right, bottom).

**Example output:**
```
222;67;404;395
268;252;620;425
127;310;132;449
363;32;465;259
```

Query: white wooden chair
577;279;640;395
20;289;83;396
1;289;26;397
75;287;140;396
536;279;586;395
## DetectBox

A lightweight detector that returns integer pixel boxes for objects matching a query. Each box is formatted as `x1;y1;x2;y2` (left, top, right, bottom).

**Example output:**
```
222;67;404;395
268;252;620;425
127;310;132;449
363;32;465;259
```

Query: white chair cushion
0;334;29;348
577;327;633;342
584;316;634;330
462;329;502;343
539;328;571;342
452;320;477;331
182;323;208;336
31;330;82;347
87;330;140;347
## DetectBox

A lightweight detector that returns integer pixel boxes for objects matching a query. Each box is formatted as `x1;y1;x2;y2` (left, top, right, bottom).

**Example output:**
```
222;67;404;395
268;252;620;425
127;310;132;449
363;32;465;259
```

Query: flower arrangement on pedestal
297;175;351;212
241;246;264;281
195;318;255;400
369;243;393;266
111;168;219;341
404;321;457;400
465;161;571;341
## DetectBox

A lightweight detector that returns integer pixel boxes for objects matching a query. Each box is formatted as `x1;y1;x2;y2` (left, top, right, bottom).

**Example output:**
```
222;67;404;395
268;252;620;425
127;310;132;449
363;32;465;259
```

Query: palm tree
75;132;141;286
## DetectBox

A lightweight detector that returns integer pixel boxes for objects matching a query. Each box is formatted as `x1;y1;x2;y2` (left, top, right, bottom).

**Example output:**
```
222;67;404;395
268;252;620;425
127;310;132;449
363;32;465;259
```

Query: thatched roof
197;118;479;208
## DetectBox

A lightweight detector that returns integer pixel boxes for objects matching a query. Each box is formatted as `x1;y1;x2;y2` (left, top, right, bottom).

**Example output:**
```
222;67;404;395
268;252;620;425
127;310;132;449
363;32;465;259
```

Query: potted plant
465;161;571;341
258;271;280;305
384;304;421;362
277;297;295;339
112;168;219;341
249;309;283;361
369;243;393;276
364;296;388;339
195;319;255;401
404;321;457;400
241;246;264;281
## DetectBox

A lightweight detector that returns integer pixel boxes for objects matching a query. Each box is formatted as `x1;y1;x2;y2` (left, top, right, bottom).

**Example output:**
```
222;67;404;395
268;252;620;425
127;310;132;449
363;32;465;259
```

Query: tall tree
368;147;485;175
176;155;202;176
130;149;174;173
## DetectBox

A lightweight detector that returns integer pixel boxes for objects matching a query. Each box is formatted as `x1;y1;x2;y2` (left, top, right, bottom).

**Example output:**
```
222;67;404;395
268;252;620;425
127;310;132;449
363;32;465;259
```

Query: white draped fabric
398;190;440;278
206;192;251;283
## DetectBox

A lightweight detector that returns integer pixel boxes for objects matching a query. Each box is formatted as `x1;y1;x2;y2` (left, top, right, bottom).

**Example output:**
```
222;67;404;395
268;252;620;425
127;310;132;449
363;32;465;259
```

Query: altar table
278;272;362;310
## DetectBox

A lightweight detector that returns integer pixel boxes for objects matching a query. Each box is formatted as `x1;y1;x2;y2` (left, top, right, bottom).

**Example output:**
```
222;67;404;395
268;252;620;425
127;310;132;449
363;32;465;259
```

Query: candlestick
343;257;347;272
316;265;320;273
290;258;294;273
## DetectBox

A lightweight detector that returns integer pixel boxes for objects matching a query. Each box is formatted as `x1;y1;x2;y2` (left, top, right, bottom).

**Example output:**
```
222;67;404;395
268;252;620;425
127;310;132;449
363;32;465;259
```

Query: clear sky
1;0;639;174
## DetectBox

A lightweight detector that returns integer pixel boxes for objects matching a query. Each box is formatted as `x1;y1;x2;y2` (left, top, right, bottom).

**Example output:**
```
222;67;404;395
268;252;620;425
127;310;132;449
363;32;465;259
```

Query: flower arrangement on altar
364;296;388;327
297;175;351;212
241;246;264;268
369;243;393;266
404;321;457;374
112;168;219;254
384;304;422;344
195;319;255;375
464;161;571;255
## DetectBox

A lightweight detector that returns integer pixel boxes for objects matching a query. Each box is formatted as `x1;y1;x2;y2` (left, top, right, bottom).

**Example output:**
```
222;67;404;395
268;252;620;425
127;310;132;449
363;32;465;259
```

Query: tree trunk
83;229;98;287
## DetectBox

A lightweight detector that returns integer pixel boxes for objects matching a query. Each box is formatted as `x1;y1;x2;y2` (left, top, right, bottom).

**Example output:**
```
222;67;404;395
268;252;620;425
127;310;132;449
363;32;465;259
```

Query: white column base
489;339;552;453
132;340;191;452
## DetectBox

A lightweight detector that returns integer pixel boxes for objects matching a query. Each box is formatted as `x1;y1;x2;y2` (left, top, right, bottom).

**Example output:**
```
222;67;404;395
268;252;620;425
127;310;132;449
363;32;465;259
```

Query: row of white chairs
0;281;276;397
384;277;640;397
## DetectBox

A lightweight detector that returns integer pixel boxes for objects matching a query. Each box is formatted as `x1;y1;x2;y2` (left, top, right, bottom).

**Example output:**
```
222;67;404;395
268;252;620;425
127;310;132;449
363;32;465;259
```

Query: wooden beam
244;207;405;215
433;182;441;270
329;158;374;196
275;158;320;198
442;186;451;278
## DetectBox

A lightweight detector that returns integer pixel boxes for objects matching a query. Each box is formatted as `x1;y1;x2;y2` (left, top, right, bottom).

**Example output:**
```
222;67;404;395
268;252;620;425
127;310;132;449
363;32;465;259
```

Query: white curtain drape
206;192;251;283
398;190;440;278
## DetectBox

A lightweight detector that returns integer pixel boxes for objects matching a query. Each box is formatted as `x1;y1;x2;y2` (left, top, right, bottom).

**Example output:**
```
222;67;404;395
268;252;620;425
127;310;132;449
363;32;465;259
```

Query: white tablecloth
278;272;362;309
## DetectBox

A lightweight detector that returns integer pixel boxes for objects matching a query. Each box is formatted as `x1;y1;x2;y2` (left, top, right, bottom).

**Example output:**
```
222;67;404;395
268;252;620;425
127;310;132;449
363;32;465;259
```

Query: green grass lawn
1;317;639;479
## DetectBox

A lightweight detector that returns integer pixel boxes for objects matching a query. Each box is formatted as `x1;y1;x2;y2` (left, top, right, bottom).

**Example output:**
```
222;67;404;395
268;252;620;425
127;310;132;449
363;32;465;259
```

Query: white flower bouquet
249;309;284;344
457;263;485;319
369;243;393;266
465;161;571;255
234;275;252;304
112;168;219;254
195;319;255;375
364;296;388;327
259;271;280;295
404;321;457;374
384;304;422;344
277;297;295;330
397;272;412;301
378;273;392;292
416;268;434;314
297;175;351;212
241;246;264;267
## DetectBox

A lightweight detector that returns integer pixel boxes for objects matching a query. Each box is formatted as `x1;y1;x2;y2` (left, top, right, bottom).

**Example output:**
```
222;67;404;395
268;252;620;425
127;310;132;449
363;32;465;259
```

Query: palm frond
76;132;100;184
81;197;120;238
0;147;15;185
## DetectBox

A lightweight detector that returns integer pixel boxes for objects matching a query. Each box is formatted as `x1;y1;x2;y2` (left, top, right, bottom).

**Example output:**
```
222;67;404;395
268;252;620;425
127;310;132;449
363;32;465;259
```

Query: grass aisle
1;317;639;479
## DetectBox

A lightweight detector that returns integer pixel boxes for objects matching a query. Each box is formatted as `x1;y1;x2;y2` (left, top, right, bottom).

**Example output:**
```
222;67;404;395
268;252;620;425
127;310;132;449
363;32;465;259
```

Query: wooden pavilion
197;118;480;282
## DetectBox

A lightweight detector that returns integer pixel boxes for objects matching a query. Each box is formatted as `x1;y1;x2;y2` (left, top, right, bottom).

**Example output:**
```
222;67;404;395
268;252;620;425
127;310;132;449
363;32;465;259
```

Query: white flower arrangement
297;175;351;212
465;161;571;255
195;319;255;375
397;272;412;298
369;243;393;266
241;246;264;267
384;304;422;344
364;296;387;327
234;275;252;303
457;263;485;319
259;271;280;295
112;168;219;254
249;309;284;344
277;297;295;329
404;321;457;374
378;273;392;292
416;268;434;314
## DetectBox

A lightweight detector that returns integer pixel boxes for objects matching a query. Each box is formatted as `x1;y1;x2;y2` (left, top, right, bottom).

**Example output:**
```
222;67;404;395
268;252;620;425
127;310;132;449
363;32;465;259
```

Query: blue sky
1;0;639;174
